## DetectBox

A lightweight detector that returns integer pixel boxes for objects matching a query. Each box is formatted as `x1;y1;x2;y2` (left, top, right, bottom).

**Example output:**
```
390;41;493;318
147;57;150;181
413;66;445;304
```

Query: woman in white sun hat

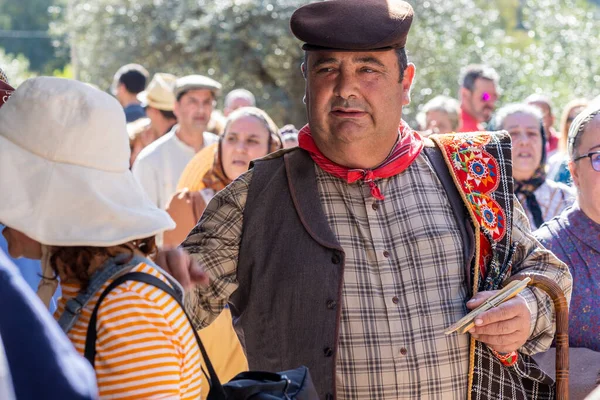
0;77;203;399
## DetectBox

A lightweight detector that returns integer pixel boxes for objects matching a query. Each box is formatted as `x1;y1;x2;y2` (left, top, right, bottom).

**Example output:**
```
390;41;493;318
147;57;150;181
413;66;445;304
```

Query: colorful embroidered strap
430;132;518;373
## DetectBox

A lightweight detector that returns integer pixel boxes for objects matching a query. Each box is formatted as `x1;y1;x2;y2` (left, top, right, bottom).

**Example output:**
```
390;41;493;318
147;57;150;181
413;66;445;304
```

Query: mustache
330;99;367;112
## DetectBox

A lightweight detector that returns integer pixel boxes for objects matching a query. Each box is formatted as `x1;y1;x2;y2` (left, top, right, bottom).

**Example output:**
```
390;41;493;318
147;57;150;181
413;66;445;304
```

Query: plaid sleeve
180;169;253;329
510;197;573;355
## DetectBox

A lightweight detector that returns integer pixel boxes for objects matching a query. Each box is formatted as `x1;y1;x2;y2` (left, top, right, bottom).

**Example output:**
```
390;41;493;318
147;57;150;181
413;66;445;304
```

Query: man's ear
401;63;416;106
459;87;471;102
301;62;307;79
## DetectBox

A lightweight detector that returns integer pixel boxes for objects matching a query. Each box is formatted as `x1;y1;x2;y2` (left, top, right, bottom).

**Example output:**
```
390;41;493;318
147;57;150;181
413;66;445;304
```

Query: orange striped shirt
55;262;202;399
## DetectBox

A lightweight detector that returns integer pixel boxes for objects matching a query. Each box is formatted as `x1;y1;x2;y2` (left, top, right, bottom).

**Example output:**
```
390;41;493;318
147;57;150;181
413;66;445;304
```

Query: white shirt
133;126;219;209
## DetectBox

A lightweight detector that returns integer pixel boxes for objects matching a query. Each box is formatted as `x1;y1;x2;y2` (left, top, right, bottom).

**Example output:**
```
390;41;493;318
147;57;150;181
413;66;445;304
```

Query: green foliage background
1;0;599;127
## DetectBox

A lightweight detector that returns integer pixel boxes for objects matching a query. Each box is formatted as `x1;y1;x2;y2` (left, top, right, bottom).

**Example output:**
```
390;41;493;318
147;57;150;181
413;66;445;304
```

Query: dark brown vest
231;147;474;399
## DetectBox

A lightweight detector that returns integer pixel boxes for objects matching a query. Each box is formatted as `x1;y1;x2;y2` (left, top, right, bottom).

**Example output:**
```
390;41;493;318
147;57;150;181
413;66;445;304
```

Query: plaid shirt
183;152;571;399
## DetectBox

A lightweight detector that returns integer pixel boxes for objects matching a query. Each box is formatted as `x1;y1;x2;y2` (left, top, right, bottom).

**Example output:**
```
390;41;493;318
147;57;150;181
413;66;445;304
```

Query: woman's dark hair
48;237;157;290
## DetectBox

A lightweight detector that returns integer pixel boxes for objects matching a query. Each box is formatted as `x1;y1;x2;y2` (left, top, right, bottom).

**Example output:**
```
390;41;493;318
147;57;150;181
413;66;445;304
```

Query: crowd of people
1;0;600;399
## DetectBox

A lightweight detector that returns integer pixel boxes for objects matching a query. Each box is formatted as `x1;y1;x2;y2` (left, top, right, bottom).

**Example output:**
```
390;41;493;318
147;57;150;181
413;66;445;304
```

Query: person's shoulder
203;131;219;146
135;132;177;165
543;179;575;197
533;212;568;250
251;147;302;166
99;262;183;311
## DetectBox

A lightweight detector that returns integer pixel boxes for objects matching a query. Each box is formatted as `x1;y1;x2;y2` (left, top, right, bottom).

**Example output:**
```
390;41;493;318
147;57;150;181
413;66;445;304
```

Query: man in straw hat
158;1;571;398
138;72;178;138
133;74;221;209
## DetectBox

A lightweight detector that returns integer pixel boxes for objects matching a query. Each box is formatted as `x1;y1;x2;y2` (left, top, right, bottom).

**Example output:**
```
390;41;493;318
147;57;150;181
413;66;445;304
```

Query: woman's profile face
570;115;600;222
504;112;543;182
221;115;271;180
1;226;42;259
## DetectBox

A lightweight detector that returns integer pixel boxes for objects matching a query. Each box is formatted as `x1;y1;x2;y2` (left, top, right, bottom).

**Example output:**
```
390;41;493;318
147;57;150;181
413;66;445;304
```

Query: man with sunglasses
458;64;500;132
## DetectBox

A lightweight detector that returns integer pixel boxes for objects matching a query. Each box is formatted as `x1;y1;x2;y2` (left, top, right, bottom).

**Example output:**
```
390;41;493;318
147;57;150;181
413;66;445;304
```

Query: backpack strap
58;255;147;333
83;271;228;400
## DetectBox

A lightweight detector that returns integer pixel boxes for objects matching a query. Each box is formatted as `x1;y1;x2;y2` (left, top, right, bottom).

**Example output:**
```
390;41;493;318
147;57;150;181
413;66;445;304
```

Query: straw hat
137;72;177;111
0;77;175;246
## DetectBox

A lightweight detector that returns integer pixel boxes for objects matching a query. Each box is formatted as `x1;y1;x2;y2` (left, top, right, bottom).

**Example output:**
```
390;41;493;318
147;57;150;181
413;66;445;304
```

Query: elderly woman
416;95;461;135
494;103;574;229
534;101;600;398
165;106;282;246
0;78;203;399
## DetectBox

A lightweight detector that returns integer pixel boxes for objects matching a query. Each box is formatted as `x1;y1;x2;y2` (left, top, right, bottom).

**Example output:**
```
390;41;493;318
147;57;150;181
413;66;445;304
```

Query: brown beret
290;0;414;51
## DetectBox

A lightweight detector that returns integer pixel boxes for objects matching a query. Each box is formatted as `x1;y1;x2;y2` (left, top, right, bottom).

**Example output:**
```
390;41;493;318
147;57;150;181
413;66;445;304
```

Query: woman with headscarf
0;78;203;399
164;106;282;399
165;106;282;246
533;100;600;399
493;103;575;229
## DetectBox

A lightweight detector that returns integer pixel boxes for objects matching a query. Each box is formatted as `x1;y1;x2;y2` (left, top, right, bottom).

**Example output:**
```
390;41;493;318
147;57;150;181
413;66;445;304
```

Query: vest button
383;250;390;258
392;296;399;304
400;347;408;356
331;253;341;264
324;347;333;357
325;394;334;400
326;300;337;309
371;202;379;211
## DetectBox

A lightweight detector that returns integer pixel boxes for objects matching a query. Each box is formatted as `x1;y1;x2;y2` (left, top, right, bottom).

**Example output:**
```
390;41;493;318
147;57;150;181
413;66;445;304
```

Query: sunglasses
480;92;497;102
574;150;600;172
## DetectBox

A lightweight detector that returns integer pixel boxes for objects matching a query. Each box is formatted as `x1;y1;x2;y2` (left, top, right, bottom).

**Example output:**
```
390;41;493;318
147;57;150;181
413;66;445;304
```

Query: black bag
83;270;319;400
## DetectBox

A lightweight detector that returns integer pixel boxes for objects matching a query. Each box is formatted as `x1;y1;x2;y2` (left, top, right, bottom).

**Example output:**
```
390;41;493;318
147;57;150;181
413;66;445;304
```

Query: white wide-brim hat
0;77;175;247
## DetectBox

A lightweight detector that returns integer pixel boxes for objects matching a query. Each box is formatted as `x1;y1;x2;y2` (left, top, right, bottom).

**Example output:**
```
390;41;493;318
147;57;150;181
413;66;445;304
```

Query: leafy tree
53;0;600;127
0;0;67;73
0;48;35;86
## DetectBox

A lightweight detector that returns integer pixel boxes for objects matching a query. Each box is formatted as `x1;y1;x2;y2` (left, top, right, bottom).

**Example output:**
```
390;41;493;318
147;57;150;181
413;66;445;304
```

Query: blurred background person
138;72;178;138
223;88;256;116
547;99;590;184
525;93;560;155
279;124;299;148
111;63;149;123
165;106;282;246
416;95;461;135
493;103;574;229
458;64;499;132
126;117;153;167
534;101;600;399
133;74;221;209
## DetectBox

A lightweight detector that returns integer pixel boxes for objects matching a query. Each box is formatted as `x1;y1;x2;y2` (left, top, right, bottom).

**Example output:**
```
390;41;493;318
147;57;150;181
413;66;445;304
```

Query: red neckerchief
298;121;424;200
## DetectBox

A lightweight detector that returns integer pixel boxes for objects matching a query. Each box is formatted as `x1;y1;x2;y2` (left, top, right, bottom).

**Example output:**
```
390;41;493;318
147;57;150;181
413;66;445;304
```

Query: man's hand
155;247;209;291
466;290;531;354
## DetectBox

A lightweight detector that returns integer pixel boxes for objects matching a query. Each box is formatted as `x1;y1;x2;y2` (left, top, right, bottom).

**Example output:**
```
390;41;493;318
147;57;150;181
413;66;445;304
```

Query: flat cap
174;75;222;99
291;0;413;51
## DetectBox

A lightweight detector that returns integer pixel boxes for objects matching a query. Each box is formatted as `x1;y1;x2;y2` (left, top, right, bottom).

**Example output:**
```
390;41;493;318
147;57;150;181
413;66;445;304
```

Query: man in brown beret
157;1;571;399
